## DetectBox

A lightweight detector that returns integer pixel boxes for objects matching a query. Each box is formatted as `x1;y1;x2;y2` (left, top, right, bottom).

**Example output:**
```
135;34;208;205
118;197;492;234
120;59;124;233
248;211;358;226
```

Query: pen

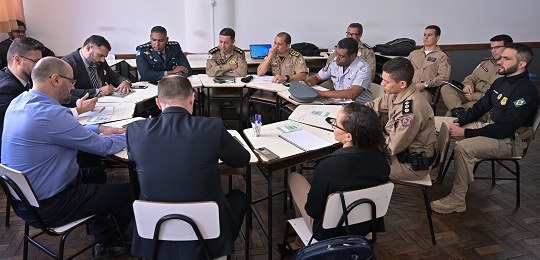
98;107;105;113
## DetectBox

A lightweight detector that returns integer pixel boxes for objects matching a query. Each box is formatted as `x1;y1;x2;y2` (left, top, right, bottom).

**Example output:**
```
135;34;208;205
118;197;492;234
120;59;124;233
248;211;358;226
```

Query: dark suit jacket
0;68;27;155
126;107;250;259
0;38;55;70
62;49;125;98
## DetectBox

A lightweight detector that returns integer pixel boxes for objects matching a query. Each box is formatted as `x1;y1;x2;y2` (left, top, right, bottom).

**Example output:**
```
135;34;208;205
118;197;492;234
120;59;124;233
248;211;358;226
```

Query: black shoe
450;107;466;118
92;243;127;258
92;243;107;258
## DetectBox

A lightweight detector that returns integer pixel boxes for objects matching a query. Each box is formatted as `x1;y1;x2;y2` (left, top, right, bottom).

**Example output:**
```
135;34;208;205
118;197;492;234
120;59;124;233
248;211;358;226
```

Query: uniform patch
501;97;508;105
497;94;502;100
136;50;141;56
402;100;413;114
513;98;527;107
427;57;436;62
400;116;413;127
480;64;488;72
289;49;300;57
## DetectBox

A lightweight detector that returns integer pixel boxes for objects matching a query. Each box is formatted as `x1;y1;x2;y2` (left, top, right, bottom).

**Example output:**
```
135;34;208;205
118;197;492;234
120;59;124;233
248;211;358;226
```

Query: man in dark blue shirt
431;43;539;214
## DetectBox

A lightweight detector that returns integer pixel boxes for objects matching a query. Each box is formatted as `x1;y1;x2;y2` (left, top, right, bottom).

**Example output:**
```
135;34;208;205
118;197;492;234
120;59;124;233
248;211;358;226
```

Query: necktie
159;52;165;62
88;65;100;89
25;83;31;91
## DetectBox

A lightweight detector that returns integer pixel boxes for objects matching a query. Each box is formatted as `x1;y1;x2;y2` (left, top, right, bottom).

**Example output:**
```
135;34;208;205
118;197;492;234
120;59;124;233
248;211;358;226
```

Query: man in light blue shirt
305;37;372;104
1;57;132;257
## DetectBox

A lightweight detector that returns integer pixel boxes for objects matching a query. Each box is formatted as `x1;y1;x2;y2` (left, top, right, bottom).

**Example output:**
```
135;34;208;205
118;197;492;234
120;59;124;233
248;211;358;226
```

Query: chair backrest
321;182;394;229
133;200;220;241
370;83;384;100
0;164;40;207
532;109;540;136
433;122;451;175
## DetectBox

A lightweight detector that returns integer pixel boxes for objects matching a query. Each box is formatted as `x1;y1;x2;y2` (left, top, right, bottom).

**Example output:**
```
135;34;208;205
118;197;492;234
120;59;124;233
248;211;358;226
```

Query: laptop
249;44;272;60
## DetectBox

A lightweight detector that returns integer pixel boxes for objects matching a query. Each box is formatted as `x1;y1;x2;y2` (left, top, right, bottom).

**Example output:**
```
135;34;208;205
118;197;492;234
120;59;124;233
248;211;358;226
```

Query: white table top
288;105;341;131
106;59;124;67
197;74;246;88
97;83;157;104
246;75;288;93
77;102;136;125
242;119;337;162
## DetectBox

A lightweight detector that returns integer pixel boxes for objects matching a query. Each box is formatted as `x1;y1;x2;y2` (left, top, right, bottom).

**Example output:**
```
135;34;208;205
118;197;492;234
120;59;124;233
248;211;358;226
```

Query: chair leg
515;161;520;207
5;199;10;227
280;223;291;260
491;160;496;186
438;151;454;184
421;187;436;245
283;169;289;215
23;224;29;260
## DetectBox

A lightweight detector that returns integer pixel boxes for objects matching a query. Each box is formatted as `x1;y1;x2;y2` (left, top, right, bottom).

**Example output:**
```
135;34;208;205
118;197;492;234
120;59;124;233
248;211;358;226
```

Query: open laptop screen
250;44;272;59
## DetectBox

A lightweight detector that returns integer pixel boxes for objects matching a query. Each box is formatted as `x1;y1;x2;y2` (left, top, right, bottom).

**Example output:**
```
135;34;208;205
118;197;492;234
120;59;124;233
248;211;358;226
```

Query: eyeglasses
49;75;77;85
345;32;360;37
19;56;40;63
325;117;346;131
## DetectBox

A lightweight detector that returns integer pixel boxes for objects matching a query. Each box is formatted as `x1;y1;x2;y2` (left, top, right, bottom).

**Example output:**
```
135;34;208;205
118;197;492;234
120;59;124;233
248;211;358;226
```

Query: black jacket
0;68;27;155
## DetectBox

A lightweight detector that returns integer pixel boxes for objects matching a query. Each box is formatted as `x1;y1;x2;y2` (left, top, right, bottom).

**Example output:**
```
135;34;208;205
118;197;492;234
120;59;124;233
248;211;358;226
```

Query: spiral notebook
278;129;332;152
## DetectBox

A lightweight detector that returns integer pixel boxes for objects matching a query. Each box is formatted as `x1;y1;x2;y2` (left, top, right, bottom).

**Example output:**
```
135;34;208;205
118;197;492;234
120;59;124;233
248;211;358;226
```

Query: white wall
20;0;540;56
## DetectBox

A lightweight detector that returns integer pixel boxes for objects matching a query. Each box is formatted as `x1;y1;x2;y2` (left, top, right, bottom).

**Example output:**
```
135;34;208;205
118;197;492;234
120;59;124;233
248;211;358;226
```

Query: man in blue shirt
136;26;192;82
304;37;372;104
1;57;133;256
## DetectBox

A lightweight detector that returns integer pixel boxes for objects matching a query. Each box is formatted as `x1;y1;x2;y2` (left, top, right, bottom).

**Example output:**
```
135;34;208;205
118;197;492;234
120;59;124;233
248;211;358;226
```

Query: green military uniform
267;49;308;77
366;85;437;181
408;46;452;103
205;46;247;77
441;57;500;114
327;41;376;81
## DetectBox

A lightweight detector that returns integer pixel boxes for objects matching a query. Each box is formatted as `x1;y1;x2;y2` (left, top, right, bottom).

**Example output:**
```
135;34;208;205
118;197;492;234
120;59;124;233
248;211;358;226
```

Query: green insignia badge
513;98;527;107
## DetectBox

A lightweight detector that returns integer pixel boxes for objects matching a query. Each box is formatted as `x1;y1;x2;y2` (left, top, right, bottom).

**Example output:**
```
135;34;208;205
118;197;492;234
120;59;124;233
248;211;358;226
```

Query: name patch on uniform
427;57;437;62
400;116;413;127
513;98;527;107
500;97;508;105
402;100;413;114
480;65;488;72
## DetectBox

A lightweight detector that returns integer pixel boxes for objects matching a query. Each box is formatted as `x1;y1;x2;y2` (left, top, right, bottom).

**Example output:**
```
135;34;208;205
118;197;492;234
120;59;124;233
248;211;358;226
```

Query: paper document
278;129;333;152
312;85;329;91
254;75;274;83
111;90;135;98
79;106;114;117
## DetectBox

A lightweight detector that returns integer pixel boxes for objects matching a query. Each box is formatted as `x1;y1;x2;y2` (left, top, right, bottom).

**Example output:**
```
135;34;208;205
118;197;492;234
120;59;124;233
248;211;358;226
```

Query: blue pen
257;114;262;124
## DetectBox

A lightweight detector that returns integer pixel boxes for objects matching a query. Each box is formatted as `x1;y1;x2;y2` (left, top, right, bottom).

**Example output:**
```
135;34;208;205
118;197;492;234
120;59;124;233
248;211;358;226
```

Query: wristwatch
285;75;290;82
123;79;132;86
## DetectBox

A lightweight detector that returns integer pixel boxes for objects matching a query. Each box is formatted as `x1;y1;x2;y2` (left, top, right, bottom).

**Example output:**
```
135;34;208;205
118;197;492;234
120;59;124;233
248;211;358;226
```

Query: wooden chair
0;164;126;260
133;200;226;260
280;182;394;259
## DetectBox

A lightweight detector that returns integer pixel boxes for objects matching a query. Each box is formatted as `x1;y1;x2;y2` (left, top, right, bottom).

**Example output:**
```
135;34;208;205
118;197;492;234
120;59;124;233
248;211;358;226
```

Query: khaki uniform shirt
267;49;308;76
408;46;451;88
327;41;376;81
462;57;501;101
366;85;436;157
206;46;247;77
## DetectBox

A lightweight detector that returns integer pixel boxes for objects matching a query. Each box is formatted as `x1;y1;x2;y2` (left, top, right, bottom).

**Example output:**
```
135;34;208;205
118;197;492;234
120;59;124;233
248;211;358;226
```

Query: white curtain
0;0;24;32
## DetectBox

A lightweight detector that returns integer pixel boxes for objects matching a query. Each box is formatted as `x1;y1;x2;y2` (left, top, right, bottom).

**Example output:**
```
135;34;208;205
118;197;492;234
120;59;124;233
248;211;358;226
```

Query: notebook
442;80;465;93
249;44;272;60
278;129;333;152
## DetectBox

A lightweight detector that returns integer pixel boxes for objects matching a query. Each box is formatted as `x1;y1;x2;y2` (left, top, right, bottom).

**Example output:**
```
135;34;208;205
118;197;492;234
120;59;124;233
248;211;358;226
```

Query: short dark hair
157;75;194;101
16;20;26;29
382;57;414;86
490;34;513;46
219;27;235;41
341;103;389;158
276;32;291;45
6;37;44;64
425;25;441;36
83;35;112;51
348;23;363;35
337;37;358;56
151;26;167;35
506;43;534;69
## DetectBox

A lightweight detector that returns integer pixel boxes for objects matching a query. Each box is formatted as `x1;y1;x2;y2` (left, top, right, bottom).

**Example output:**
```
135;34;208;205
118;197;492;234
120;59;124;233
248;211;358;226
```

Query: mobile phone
131;84;148;89
254;147;279;161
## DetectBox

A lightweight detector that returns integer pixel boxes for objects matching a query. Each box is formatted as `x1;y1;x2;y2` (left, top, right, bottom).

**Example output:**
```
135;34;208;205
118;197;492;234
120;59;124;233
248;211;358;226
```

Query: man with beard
431;43;539;214
304;37;372;104
62;35;131;98
441;34;513;117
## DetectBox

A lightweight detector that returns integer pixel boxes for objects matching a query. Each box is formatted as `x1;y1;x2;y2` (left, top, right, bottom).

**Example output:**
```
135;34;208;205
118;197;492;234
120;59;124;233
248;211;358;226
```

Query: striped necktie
88;65;100;89
25;82;31;91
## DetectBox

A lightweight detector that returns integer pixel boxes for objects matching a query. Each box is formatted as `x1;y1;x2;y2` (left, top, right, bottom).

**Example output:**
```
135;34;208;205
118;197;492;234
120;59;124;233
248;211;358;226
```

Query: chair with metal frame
280;182;394;259
132;200;227;260
439;109;540;207
0;164;126;260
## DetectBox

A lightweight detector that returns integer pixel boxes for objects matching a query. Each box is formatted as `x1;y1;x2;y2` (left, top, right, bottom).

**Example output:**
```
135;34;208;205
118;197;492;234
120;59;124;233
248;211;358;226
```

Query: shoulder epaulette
481;57;491;61
289;49;301;57
402;100;413;114
362;42;372;49
168;41;180;46
136;42;150;50
209;46;219;54
233;46;244;54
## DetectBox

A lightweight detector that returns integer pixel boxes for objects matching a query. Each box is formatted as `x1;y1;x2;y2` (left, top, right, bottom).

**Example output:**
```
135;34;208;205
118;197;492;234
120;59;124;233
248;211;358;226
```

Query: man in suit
127;75;249;259
62;35;131;98
136;26;192;82
0;20;55;69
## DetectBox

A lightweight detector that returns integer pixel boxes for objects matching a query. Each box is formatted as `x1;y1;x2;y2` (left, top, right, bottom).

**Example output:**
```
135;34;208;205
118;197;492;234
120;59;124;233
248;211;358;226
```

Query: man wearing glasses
326;23;376;81
441;35;513;117
0;20;55;69
2;57;133;257
62;35;132;98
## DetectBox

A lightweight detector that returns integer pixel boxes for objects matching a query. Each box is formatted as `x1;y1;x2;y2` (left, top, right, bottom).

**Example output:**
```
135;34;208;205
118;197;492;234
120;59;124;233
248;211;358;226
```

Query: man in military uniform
431;43;539;214
256;32;308;83
305;38;372;104
206;28;247;77
136;26;192;82
366;57;437;181
326;23;376;81
408;25;451;103
0;20;55;69
441;34;513;117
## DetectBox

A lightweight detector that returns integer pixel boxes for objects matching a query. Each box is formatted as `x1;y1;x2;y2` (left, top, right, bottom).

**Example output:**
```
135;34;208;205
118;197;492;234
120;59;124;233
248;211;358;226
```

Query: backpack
373;38;416;56
291;42;320;57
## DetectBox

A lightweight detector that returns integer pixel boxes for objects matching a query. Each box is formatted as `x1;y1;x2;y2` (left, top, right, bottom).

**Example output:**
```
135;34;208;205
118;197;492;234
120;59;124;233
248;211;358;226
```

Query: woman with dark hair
287;103;390;248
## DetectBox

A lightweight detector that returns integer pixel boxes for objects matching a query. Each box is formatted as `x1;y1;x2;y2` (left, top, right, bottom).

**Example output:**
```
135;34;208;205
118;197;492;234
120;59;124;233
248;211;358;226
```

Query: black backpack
291;42;320;56
373;38;416;56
